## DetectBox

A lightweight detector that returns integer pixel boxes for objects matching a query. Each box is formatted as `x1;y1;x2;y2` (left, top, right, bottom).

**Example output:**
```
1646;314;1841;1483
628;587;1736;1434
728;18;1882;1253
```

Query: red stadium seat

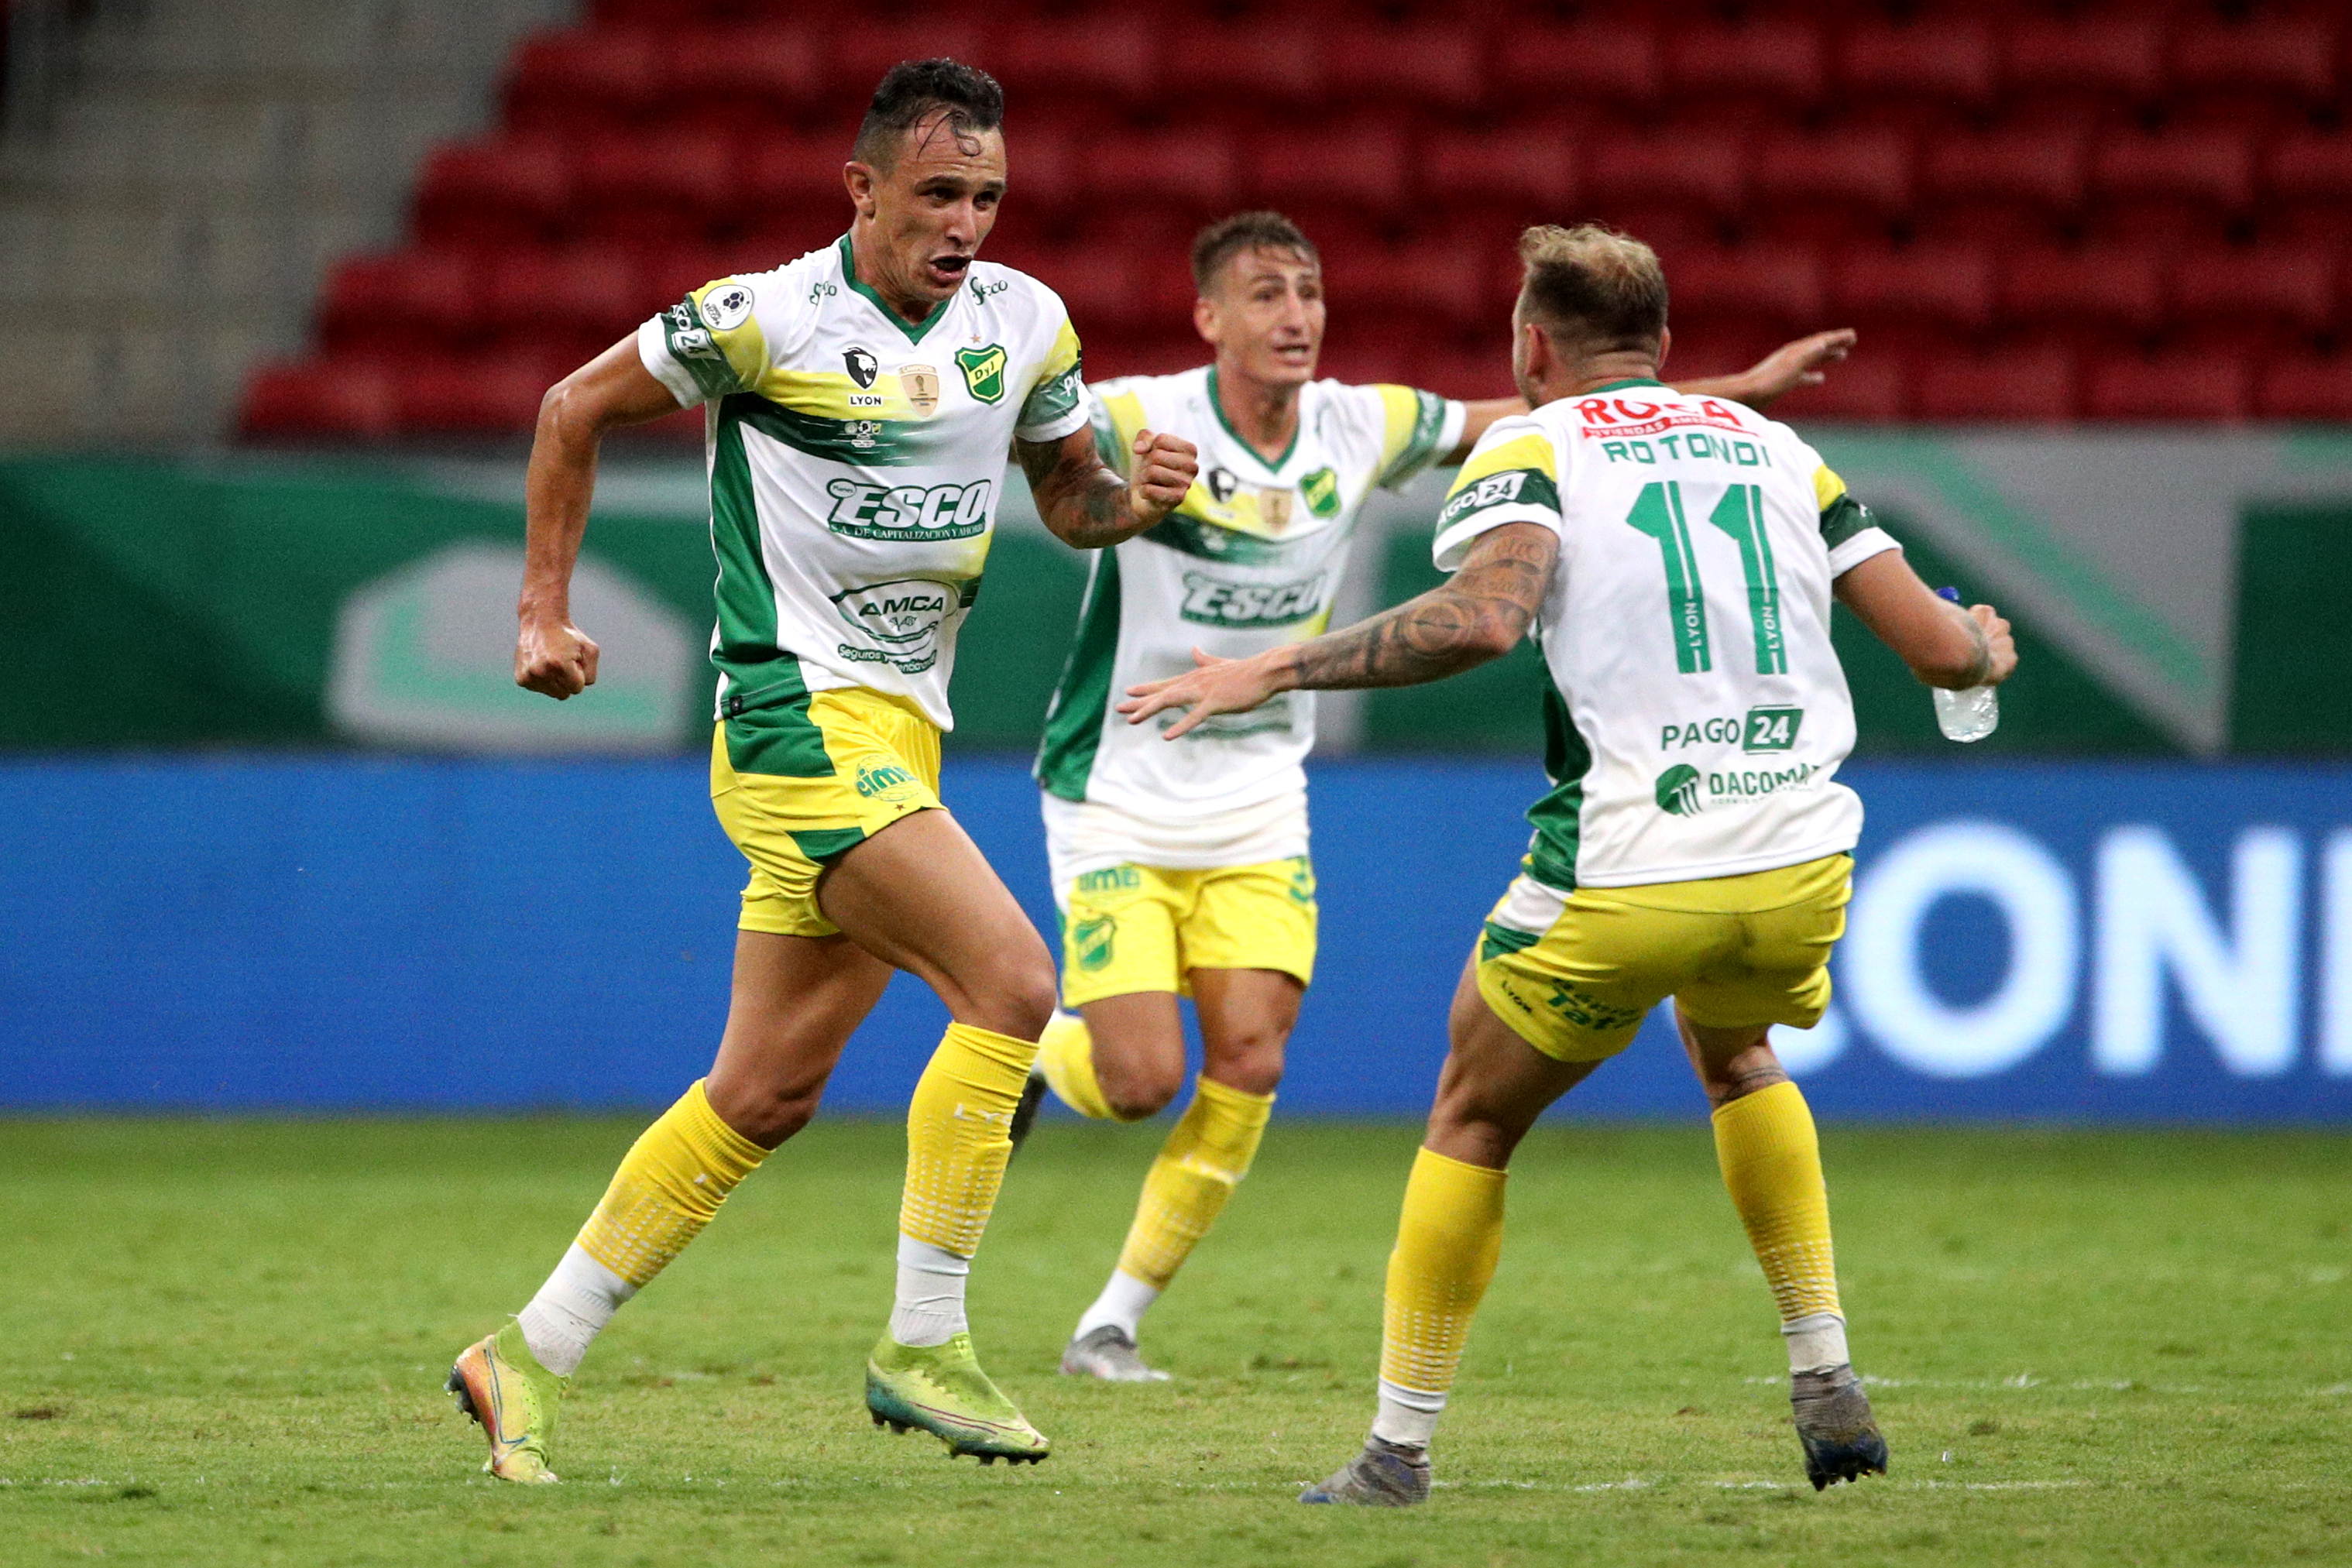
1667;20;1826;109
1584;132;1744;215
1312;338;1420;391
988;16;1157;103
320;249;478;356
825;22;987;103
2084;352;2250;421
743;132;856;218
1913;344;2077;423
1080;129;1237;214
1422;129;1576;213
1330;21;1485;112
479;243;644;348
661;24;822;130
239;358;399;441
1664;244;1825;330
1323;238;1490;328
1749;131;1912;217
2171;247;2340;330
503;26;664;133
413;136;572;246
2092;129;2256;209
1253;124;1409;217
2266;132;2352;243
1770;354;1907;423
1839;19;1997;110
1409;339;1516;403
1833;247;1996;331
393;355;555;436
1919;129;2089;213
2004;19;2166;111
2169;20;2337;101
2001;248;2167;332
1495;22;1660;110
1166;21;1326;105
2255;355;2352;422
574;126;735;240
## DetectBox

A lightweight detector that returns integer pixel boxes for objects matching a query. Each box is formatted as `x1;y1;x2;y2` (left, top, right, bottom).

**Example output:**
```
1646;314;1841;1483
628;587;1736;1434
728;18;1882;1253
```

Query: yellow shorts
1058;856;1317;1009
1475;853;1852;1063
709;684;943;938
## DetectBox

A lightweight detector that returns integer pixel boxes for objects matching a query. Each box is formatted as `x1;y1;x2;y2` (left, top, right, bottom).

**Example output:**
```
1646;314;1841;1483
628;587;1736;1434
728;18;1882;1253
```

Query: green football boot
447;1320;567;1484
865;1332;1050;1464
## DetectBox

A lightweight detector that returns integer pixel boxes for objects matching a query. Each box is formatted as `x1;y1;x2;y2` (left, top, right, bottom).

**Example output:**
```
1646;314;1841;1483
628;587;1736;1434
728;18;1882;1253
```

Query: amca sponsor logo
1178;571;1329;627
823;477;991;540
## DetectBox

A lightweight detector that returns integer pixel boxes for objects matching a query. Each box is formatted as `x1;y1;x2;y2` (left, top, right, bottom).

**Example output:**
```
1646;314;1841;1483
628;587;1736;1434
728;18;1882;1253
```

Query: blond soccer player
442;60;1197;1481
1018;209;1859;1381
1122;225;2017;1500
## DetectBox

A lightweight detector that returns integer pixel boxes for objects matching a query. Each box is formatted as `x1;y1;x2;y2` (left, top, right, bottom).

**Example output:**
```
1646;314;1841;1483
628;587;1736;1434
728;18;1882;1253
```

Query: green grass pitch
2;1116;2347;1566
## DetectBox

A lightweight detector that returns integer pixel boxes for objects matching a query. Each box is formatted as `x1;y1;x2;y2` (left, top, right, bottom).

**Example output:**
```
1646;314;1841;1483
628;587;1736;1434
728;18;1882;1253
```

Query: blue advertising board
0;756;2346;1120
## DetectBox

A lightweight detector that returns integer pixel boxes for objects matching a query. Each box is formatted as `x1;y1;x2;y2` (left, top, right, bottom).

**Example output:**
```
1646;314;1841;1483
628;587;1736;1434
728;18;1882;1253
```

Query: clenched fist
516;613;599;699
1124;429;1199;528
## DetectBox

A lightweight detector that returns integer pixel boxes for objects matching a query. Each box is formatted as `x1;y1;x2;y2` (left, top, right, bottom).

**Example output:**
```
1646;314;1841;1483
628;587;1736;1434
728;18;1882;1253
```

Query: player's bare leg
819;808;1060;1462
1679;1009;1887;1491
456;928;891;1481
1305;956;1595;1505
1059;970;1294;1380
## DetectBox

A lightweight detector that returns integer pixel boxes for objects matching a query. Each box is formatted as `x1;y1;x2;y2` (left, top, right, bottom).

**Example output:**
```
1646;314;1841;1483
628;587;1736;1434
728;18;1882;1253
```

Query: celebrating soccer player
444;60;1197;1481
1016;211;1859;1382
1121;225;2017;1501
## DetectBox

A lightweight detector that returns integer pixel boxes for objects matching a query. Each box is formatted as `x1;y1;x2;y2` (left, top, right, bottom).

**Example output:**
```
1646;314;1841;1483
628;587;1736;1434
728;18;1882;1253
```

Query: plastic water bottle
1931;586;1999;743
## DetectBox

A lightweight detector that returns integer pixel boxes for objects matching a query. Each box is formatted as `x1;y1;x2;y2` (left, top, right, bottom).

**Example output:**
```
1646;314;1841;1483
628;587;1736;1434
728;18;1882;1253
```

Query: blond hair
1516;224;1667;355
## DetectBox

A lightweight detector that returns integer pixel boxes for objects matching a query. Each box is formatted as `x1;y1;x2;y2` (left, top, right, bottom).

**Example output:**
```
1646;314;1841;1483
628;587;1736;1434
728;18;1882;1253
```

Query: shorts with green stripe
710;684;942;938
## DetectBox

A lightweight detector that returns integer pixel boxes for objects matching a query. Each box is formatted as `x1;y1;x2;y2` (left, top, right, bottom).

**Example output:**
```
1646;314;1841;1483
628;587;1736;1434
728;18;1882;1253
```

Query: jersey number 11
1622;481;1787;678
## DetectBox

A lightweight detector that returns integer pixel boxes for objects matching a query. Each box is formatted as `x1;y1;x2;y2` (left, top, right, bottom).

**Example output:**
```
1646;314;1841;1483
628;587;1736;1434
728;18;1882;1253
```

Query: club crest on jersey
699;283;754;332
844;347;879;389
1205;468;1239;504
1072;915;1116;972
1300;467;1341;519
899;364;940;416
956;344;1007;404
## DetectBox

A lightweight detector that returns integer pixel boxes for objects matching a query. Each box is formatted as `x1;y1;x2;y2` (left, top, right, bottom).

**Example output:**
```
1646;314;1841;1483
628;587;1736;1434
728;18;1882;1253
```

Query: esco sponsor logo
822;477;992;540
1177;571;1330;627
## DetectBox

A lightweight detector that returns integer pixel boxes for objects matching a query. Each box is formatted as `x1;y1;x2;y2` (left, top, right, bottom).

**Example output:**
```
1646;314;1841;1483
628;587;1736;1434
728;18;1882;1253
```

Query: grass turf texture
1;1120;2347;1566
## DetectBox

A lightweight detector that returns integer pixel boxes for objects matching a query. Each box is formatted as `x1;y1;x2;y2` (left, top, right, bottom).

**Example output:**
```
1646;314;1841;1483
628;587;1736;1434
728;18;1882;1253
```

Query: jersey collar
836;234;953;346
1206;366;1303;473
1589;377;1668;393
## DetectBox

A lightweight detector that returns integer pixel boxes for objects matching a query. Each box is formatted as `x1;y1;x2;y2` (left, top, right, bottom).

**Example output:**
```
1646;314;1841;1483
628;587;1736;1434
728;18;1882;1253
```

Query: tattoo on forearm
1282;528;1557;691
1018;437;1141;549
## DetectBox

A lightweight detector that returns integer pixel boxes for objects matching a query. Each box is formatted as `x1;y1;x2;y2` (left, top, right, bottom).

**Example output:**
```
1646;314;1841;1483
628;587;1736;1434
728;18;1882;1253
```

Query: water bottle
1931;586;1999;743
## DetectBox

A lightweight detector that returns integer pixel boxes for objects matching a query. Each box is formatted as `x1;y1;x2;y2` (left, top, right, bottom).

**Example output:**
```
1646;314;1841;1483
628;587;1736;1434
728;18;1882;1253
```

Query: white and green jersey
1434;379;1900;890
637;235;1090;733
1034;366;1464;858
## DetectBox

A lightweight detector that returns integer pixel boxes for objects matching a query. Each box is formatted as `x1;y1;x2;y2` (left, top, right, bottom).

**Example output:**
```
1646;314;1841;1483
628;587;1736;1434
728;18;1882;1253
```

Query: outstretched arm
517;336;688;698
1833;549;2017;689
1440;329;1860;462
1118;522;1560;738
1016;425;1199;550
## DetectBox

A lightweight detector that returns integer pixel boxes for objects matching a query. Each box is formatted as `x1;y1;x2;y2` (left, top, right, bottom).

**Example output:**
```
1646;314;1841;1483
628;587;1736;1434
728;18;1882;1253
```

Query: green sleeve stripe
1379;388;1452;487
1020;362;1087;432
1820;492;1876;551
1437;468;1561;533
661;300;745;401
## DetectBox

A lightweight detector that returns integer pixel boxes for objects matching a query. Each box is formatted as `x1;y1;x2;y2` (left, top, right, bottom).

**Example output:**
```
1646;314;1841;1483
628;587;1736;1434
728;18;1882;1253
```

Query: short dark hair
1190;211;1318;294
1516;224;1668;355
852;58;1004;170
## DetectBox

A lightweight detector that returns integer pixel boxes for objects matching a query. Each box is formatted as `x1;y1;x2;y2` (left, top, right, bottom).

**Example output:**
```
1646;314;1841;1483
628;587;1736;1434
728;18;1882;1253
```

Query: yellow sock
1713;1080;1842;1323
1379;1147;1508;1399
899;1021;1041;1257
1114;1076;1276;1288
575;1079;769;1288
1036;1010;1146;1122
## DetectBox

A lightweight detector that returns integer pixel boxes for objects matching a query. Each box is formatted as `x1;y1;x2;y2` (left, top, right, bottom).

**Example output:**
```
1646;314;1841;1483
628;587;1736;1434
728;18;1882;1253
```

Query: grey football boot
1059;1324;1169;1382
1300;1437;1432;1505
1791;1364;1890;1490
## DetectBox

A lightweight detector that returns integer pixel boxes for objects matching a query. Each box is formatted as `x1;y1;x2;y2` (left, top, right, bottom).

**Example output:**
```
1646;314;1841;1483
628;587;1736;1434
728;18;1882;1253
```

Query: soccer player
1020;208;1861;1382
1119;225;2017;1501
443;60;1197;1481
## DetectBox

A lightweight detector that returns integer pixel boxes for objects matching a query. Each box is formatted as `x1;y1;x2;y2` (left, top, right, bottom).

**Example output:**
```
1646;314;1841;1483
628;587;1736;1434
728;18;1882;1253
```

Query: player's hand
1969;602;2018;687
1124;429;1199;527
1118;647;1284;739
516;613;599;699
1732;329;1858;409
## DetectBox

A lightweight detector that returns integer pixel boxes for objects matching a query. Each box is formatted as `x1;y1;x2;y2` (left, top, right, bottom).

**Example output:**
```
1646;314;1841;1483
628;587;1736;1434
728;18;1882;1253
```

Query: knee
960;941;1058;1041
1099;1055;1183;1121
703;1074;821;1149
1205;1034;1286;1099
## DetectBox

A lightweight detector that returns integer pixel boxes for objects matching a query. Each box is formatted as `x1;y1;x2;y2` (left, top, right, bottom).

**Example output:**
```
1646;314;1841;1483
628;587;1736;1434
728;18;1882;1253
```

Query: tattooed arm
1015;425;1199;550
1118;522;1560;739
